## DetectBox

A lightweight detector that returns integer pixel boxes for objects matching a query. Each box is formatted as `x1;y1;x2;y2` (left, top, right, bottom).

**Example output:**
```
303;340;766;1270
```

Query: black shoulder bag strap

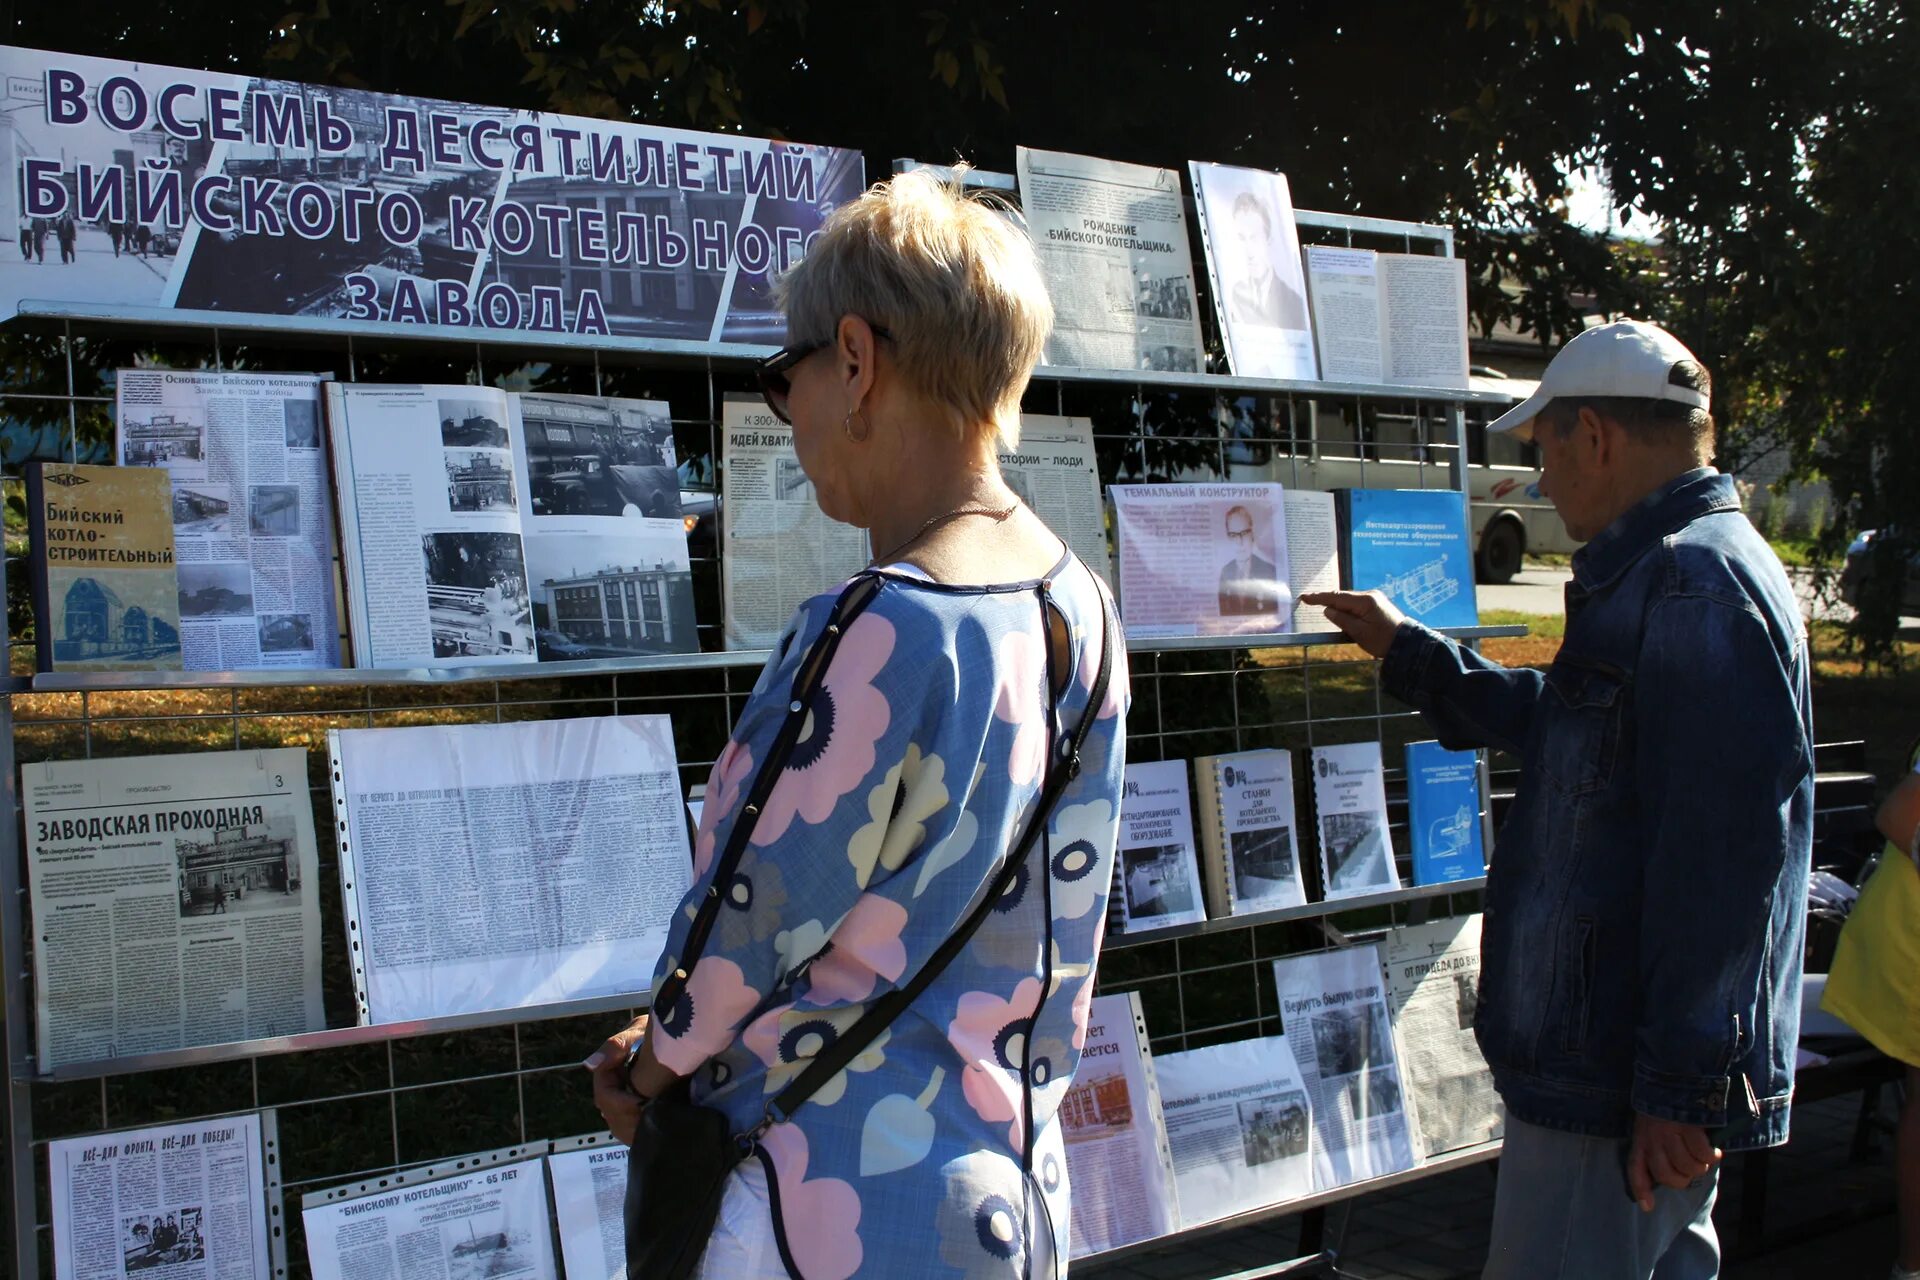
654;566;1115;1141
652;570;888;1021
750;579;1116;1139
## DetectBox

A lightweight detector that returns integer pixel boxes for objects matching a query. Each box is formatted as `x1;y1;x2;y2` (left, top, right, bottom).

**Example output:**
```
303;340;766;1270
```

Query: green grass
1477;609;1566;638
1767;537;1825;568
1524;551;1572;568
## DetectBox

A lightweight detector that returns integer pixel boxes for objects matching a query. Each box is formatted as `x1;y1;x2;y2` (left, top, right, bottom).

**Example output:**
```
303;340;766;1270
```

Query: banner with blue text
0;45;865;347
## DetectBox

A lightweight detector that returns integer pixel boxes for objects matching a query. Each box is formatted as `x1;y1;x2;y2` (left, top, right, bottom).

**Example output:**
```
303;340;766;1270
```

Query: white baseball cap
1488;319;1709;439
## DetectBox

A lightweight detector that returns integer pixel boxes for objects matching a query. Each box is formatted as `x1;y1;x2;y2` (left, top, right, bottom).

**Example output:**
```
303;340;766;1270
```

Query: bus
1213;377;1575;583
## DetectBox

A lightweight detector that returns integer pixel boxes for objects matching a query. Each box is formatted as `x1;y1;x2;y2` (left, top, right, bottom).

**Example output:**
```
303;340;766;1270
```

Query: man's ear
1579;405;1613;467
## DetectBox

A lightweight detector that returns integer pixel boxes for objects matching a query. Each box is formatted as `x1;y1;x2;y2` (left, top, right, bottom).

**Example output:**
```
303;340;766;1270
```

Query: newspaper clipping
1116;760;1206;932
1155;1035;1315;1228
1004;415;1112;585
1113;483;1294;638
1062;993;1179;1257
49;1112;272;1280
303;1156;556;1280
118;370;341;669
548;1142;629;1280
1384;915;1504;1159
1190;162;1318;381
720;397;870;649
23;749;325;1072
1016;147;1206;373
1273;946;1417;1190
332;715;690;1024
1311;741;1402;900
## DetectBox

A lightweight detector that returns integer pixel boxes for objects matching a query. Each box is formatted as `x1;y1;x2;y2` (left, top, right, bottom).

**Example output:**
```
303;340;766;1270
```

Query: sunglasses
756;323;893;425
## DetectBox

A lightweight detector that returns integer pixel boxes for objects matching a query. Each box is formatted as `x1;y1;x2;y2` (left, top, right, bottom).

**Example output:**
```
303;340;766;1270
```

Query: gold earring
843;407;870;443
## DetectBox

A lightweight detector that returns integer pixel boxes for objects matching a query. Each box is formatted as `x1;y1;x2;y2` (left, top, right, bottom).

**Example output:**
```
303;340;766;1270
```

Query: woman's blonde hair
775;166;1053;445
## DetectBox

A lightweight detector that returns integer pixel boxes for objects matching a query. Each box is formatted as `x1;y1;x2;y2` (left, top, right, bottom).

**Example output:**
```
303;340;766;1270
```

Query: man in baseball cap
1305;319;1813;1278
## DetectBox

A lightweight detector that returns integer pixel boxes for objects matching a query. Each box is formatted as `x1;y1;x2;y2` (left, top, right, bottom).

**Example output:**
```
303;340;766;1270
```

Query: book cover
1115;760;1207;932
1405;741;1486;886
27;462;182;672
1196;749;1307;916
1335;488;1478;630
1310;742;1401;901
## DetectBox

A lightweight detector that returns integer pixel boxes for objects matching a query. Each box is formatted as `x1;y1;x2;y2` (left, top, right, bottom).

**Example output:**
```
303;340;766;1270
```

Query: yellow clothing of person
1822;759;1920;1068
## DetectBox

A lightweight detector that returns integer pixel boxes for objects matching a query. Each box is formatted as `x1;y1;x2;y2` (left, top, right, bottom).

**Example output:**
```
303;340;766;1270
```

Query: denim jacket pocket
1561;915;1597;1054
1539;656;1628;795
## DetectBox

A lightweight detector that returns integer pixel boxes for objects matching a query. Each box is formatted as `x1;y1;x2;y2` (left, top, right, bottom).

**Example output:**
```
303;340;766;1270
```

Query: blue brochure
1405;740;1485;885
1336;488;1478;630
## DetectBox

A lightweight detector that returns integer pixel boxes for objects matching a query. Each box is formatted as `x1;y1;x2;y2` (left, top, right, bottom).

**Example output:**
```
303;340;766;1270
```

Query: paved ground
1478;566;1574;617
1481;563;1899;625
1082;1090;1901;1278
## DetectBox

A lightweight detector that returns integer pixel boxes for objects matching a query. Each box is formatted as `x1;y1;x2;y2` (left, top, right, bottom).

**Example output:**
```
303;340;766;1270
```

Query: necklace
869;502;1018;567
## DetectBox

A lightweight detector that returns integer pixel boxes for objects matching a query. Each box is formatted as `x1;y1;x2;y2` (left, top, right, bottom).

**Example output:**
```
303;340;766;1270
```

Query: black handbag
626;568;1115;1279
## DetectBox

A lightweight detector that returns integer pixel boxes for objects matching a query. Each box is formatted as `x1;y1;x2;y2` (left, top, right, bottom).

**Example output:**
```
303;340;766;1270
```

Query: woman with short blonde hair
588;169;1129;1279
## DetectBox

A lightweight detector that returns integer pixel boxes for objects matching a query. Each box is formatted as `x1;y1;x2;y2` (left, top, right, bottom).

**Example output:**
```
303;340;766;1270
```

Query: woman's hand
584;1015;650;1145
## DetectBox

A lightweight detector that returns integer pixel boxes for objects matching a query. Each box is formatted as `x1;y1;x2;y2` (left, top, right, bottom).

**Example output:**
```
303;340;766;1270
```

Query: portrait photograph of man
1218;503;1280;617
1192;161;1319;381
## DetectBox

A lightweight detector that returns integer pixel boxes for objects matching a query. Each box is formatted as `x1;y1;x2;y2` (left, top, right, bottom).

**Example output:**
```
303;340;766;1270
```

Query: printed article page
23;749;325;1072
1311;741;1402;900
1282;489;1340;632
332;715;690;1024
547;1142;629;1280
117;370;340;669
1113;483;1294;638
1379;254;1470;390
1155;1035;1315;1228
1190;162;1318;381
720;397;870;649
1273;946;1417;1189
1116;760;1206;932
49;1113;272;1280
1384;915;1503;1159
1016;147;1206;373
1303;247;1385;385
1062;993;1178;1257
506;393;699;661
304;1156;556;1280
1004;415;1112;585
326;383;535;669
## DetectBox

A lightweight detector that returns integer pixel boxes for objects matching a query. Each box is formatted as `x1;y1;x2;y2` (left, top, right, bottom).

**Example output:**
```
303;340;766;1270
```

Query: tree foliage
6;0;1913;648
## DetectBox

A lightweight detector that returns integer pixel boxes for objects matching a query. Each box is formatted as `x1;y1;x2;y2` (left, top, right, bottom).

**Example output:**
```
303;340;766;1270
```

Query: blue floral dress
648;552;1129;1278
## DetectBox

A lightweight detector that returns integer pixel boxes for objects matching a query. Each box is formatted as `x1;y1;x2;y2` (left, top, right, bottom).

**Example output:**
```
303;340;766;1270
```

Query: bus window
1489;429;1540;468
1315;404;1363;460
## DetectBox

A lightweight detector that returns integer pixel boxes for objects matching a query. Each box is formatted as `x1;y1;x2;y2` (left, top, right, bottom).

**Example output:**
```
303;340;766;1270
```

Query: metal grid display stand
2;209;1517;1279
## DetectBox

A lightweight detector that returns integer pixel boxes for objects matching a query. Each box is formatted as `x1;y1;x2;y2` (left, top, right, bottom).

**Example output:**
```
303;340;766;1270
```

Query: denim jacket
1382;469;1813;1150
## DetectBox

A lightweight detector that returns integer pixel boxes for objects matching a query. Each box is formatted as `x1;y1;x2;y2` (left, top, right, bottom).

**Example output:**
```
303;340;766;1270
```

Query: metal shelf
1077;1141;1503;1274
1028;362;1516;404
22;990;651;1084
11;626;1526;694
15;303;1515;405
1105;877;1486;951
